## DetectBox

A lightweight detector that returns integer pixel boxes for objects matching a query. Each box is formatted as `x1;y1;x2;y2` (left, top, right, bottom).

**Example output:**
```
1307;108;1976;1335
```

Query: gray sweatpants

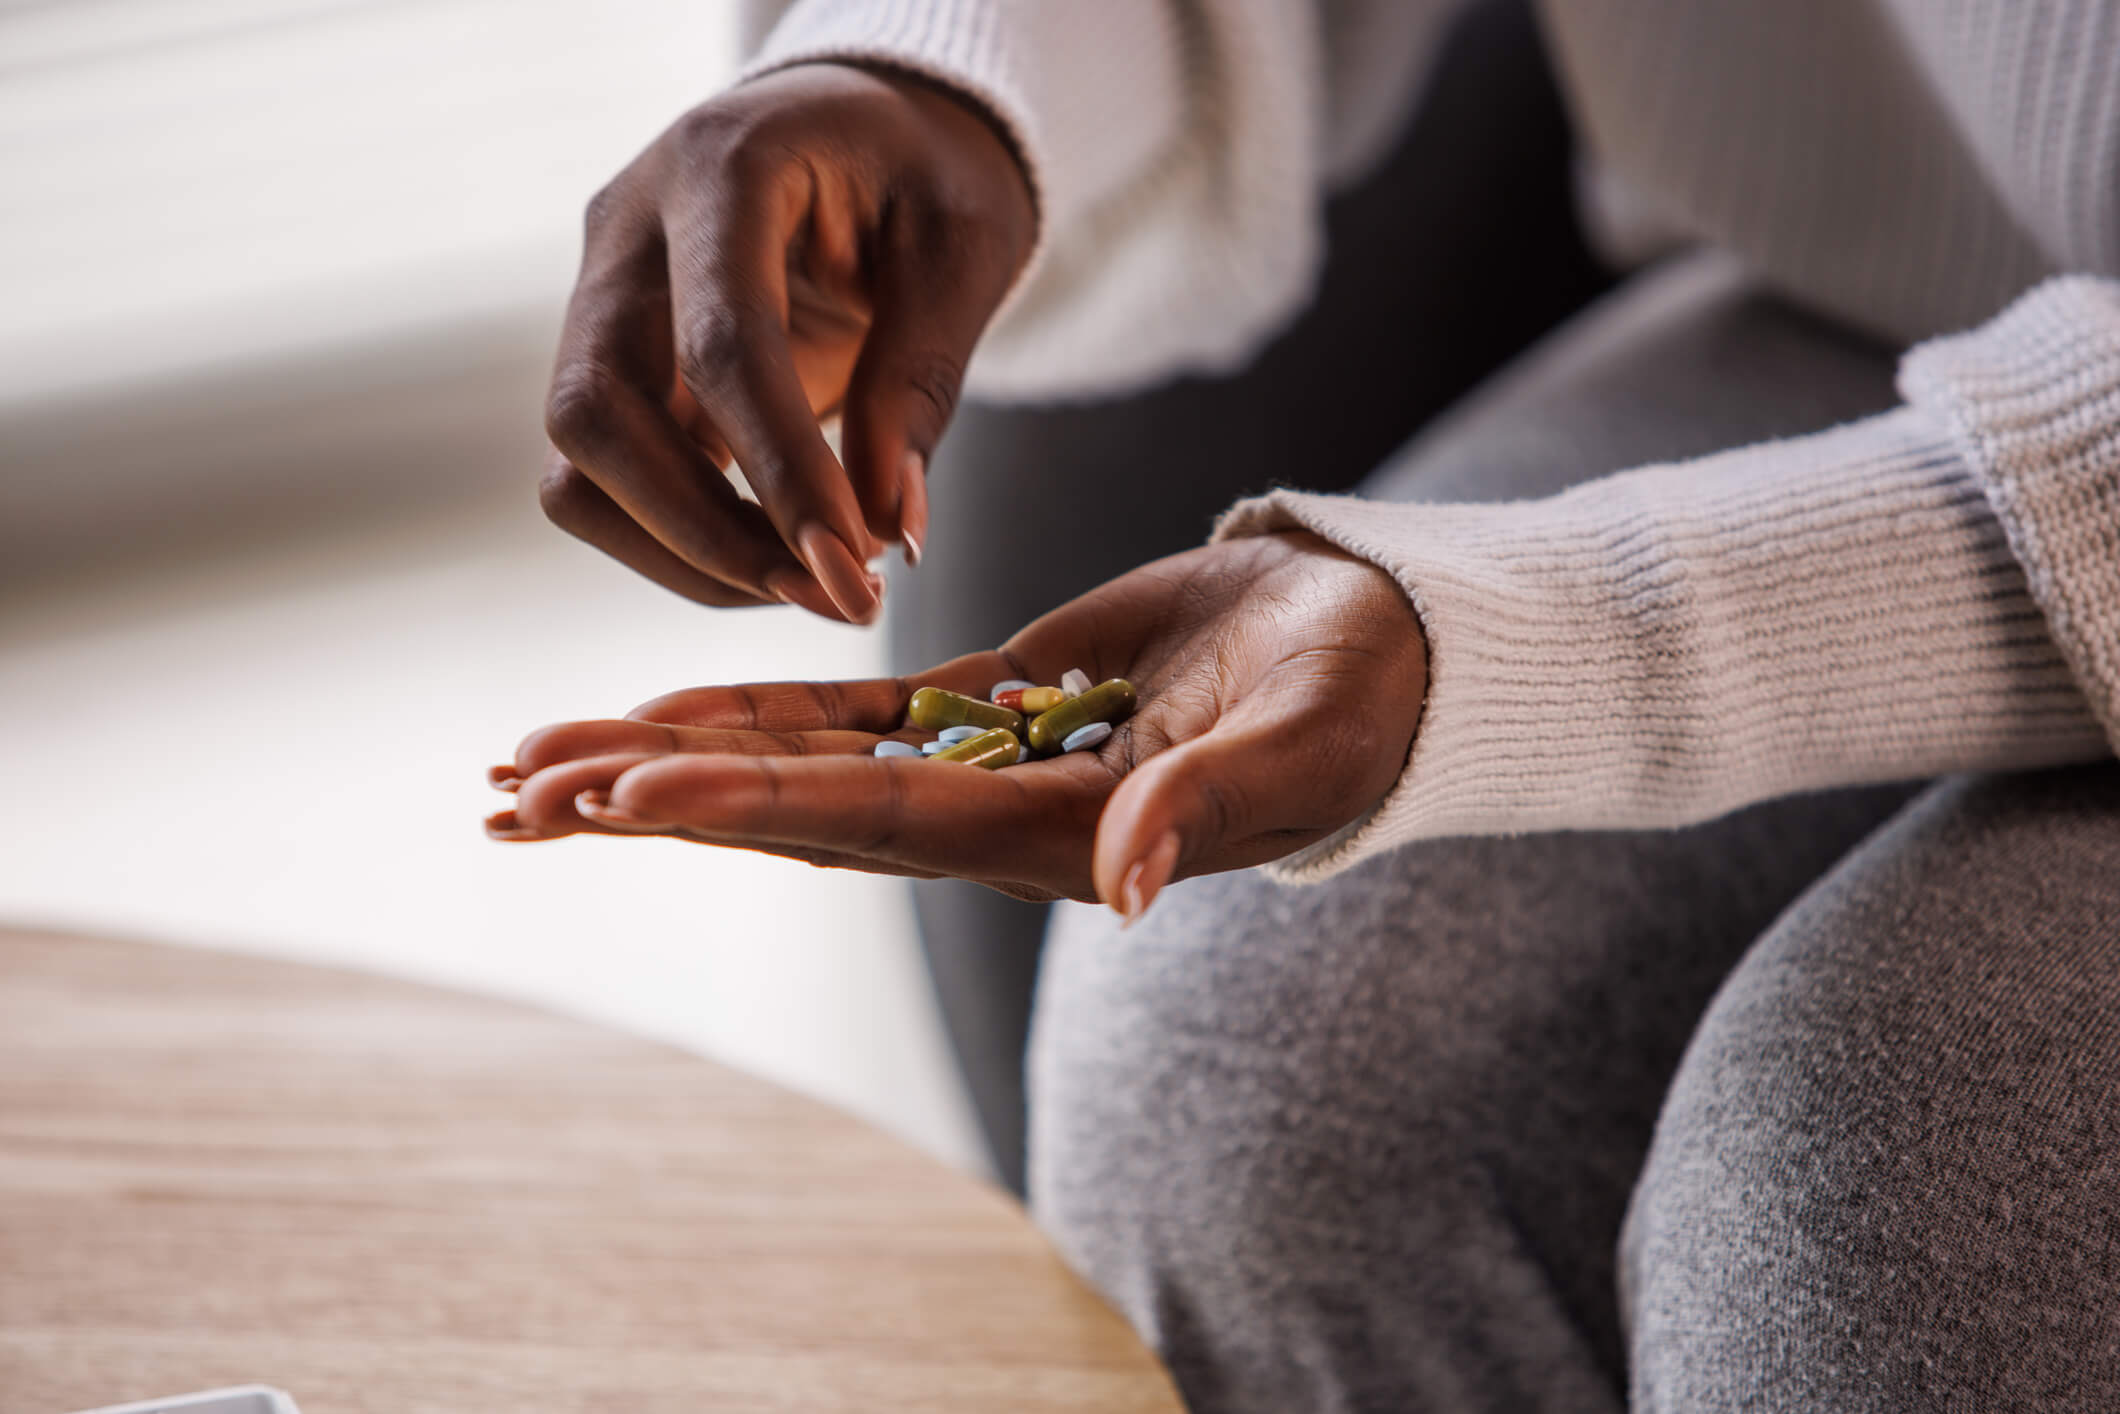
1028;255;2120;1411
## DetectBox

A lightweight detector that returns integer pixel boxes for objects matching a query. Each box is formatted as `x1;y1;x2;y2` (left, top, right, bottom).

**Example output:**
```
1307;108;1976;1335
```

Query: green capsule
930;727;1022;769
1027;677;1138;754
907;686;1025;737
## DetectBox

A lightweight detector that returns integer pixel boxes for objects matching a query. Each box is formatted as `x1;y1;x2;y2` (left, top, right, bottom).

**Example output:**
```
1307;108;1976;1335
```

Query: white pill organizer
68;1387;300;1414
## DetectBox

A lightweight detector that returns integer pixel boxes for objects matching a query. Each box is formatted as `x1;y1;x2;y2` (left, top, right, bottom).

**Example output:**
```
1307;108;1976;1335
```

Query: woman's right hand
538;63;1037;623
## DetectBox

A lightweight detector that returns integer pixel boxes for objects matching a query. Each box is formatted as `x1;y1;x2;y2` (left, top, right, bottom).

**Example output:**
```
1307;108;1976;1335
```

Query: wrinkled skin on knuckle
897;347;965;426
668;98;765;165
537;457;595;529
675;307;751;393
717;132;806;206
543;366;621;454
660;102;819;237
580;176;632;239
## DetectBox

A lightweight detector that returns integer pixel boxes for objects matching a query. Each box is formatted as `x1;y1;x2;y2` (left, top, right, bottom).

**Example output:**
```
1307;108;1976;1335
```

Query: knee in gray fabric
1026;791;1942;1411
1029;870;1489;1310
1026;863;1623;1411
1618;970;1895;1412
1623;766;2120;1413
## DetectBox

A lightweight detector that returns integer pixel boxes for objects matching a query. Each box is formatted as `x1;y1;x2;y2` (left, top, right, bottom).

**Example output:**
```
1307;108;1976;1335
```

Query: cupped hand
539;63;1036;624
486;533;1427;919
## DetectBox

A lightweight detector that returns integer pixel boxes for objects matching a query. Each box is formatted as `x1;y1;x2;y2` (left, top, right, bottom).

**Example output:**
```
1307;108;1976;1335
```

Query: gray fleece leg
1030;784;1916;1413
1624;762;2120;1412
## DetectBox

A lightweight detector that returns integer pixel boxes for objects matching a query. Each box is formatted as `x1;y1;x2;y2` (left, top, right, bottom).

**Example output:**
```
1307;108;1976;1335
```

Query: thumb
839;237;1010;564
1092;703;1365;926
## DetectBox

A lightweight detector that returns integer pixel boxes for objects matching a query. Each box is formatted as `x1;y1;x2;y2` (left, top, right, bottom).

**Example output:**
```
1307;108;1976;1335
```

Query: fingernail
798;521;880;624
765;566;840;619
1116;859;1149;924
900;450;929;568
1117;830;1182;928
487;764;523;791
577;789;657;829
484;811;540;842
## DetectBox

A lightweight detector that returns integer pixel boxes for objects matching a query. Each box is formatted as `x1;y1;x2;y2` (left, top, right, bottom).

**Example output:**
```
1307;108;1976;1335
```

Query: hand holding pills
487;533;1427;922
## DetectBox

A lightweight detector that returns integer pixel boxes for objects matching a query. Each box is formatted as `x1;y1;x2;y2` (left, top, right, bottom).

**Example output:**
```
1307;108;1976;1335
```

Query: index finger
664;160;883;624
546;214;806;603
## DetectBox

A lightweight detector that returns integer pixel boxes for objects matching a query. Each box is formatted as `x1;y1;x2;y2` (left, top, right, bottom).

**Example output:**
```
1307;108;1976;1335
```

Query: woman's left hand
486;532;1427;919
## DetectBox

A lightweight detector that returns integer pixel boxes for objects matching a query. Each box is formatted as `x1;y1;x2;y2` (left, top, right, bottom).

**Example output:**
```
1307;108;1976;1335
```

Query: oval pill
937;725;984;744
988;679;1035;702
908;686;1025;737
921;740;948;755
1060;668;1093;699
930;727;1022;770
1028;677;1137;754
1061;721;1113;753
873;740;921;758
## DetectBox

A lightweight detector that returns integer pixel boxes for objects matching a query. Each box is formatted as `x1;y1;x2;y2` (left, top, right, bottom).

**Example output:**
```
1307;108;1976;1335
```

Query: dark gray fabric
1622;763;2120;1412
1032;784;1920;1413
1024;254;2120;1410
887;0;1610;1194
1034;760;2120;1414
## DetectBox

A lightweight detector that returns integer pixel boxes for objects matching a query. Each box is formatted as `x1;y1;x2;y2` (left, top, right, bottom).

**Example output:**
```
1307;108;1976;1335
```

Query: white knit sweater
740;0;2120;880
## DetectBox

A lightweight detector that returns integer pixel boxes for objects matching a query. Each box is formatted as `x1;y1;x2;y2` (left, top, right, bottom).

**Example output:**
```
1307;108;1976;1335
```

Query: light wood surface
0;930;1182;1413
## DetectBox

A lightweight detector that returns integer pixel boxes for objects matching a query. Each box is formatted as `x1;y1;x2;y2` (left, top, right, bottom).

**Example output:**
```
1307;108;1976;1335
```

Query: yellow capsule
930;727;1022;769
908;686;1025;737
1027;678;1138;754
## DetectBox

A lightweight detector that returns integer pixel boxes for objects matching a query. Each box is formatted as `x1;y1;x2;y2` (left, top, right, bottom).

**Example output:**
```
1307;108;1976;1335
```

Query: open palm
488;532;1426;918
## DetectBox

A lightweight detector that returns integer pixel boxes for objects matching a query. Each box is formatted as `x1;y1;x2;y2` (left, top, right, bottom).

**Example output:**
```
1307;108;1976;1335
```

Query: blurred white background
0;1;986;1174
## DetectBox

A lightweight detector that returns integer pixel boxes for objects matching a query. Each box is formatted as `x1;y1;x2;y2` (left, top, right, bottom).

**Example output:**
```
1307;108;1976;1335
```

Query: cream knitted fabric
1215;287;2116;880
1902;277;2120;747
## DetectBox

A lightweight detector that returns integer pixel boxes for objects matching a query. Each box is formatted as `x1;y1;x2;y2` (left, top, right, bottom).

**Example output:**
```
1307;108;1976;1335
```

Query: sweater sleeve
735;0;1465;401
1215;276;2120;883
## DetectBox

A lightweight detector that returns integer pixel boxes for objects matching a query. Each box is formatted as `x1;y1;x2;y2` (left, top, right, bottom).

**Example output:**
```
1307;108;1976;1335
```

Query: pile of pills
872;668;1136;770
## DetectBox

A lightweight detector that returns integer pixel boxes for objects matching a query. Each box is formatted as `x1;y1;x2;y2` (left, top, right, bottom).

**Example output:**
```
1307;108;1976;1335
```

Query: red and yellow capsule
994;685;1068;714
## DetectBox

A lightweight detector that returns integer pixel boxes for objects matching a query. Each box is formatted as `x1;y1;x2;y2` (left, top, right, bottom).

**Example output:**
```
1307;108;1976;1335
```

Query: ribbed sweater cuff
1216;408;2106;883
740;0;1184;324
1900;276;2120;750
